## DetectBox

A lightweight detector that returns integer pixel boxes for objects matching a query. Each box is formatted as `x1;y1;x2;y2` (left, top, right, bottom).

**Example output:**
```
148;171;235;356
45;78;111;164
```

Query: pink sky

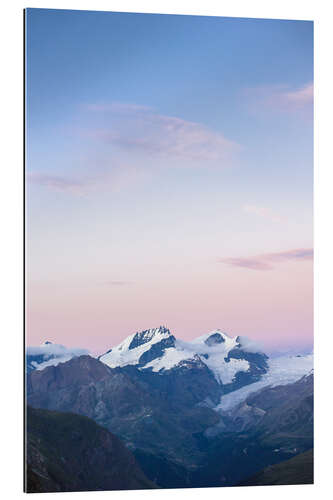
26;12;313;356
26;256;313;355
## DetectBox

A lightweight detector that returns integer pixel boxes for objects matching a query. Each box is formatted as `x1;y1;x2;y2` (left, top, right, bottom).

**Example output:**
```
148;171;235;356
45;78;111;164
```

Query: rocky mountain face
25;406;155;492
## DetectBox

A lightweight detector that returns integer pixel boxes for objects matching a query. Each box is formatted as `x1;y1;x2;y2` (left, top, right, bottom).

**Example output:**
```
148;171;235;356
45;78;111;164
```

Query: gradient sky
25;9;313;355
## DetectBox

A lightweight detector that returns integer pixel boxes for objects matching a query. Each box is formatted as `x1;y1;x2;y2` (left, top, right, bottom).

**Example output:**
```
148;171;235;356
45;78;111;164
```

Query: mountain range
26;326;313;490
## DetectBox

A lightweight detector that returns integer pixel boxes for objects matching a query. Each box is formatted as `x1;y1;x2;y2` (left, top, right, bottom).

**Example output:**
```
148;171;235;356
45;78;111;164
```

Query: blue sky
25;9;313;353
27;10;312;140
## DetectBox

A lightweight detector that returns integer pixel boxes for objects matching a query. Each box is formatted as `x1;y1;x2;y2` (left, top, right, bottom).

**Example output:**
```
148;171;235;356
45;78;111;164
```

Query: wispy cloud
27;343;89;371
27;172;94;195
219;248;313;271
245;82;313;115
87;102;239;163
243;204;283;223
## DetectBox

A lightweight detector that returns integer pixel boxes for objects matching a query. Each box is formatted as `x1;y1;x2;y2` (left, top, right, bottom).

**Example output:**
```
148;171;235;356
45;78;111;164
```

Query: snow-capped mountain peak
99;327;268;389
98;326;175;368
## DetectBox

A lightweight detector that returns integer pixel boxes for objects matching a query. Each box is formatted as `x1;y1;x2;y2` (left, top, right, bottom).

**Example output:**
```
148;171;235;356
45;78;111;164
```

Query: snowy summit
99;326;266;386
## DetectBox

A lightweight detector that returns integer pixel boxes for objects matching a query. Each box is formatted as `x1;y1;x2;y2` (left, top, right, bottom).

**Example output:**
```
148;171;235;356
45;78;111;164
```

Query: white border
1;1;332;499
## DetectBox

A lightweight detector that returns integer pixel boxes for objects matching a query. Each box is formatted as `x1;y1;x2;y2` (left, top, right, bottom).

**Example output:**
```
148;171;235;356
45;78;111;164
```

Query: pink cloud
219;248;313;271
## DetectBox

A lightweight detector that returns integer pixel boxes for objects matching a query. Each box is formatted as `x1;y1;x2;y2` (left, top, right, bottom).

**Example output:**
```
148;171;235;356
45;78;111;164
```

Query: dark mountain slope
239;449;313;486
27;355;220;483
25;406;155;492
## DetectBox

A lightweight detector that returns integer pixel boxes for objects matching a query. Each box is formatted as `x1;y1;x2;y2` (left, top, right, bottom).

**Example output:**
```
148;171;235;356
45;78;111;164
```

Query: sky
25;9;313;355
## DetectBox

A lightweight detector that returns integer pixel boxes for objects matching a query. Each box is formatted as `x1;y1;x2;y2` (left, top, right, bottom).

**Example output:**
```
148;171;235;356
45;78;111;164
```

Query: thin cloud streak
221;258;273;271
27;163;146;195
27;172;90;194
219;248;313;271
102;281;134;286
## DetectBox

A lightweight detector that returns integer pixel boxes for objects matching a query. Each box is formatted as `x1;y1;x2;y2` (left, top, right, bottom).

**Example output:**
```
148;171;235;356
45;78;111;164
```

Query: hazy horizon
25;9;313;355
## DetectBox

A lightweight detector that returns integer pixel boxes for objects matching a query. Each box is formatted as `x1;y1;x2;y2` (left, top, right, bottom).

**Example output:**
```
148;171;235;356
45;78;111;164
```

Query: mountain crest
129;326;171;350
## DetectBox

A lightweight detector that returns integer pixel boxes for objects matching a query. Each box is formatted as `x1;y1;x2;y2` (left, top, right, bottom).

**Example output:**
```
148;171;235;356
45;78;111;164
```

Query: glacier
216;353;314;412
